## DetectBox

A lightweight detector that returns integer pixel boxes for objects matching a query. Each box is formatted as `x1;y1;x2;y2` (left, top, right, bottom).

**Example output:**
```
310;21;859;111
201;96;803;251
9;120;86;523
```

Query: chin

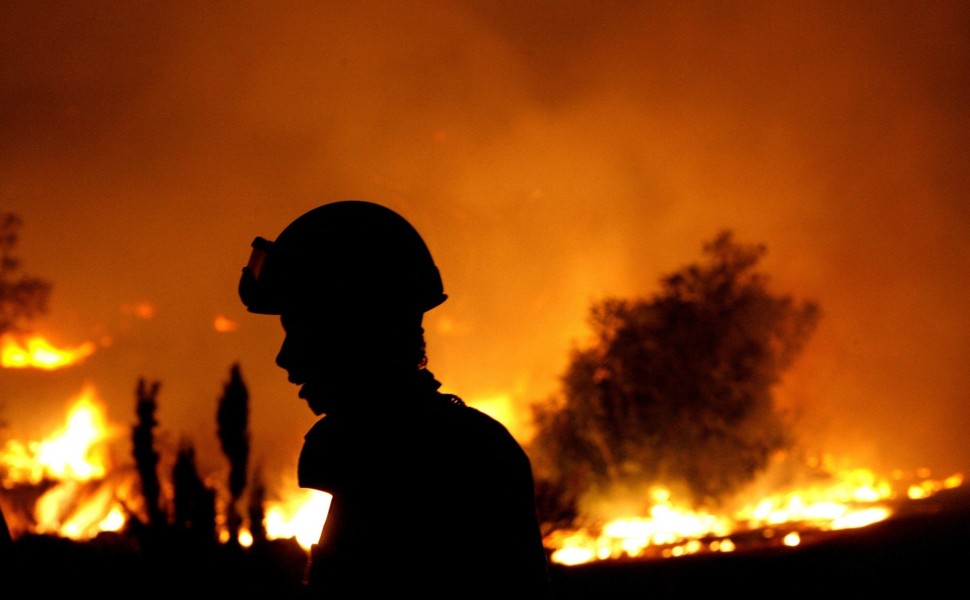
302;392;328;416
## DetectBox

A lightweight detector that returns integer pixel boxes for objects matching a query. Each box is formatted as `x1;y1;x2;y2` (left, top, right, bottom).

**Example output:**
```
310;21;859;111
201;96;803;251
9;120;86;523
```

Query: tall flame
0;386;125;540
1;386;110;486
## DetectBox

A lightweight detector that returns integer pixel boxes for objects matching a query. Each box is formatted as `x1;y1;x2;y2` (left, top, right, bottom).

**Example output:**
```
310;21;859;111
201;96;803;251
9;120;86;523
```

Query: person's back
238;201;553;597
300;381;550;596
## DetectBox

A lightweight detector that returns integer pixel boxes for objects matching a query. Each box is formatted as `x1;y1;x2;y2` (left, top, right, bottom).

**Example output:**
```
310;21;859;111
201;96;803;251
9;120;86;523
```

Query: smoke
0;1;967;485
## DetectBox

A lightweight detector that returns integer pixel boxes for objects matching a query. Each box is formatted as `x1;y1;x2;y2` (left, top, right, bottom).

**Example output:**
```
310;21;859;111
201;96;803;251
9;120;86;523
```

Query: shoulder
436;400;533;468
433;395;512;436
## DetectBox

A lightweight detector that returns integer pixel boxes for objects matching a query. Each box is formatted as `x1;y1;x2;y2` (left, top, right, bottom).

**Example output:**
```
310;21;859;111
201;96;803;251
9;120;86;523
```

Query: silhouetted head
239;200;447;414
240;200;446;316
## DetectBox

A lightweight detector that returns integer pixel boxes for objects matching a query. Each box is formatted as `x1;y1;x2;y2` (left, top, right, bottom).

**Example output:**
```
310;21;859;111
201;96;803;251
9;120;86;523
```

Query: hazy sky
1;1;968;492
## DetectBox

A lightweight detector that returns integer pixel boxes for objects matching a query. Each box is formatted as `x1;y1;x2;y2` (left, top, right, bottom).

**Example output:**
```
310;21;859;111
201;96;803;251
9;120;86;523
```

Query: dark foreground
4;487;969;598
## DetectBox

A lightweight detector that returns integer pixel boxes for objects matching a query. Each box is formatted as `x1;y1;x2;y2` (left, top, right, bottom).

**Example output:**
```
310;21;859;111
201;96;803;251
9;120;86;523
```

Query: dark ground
4;486;969;598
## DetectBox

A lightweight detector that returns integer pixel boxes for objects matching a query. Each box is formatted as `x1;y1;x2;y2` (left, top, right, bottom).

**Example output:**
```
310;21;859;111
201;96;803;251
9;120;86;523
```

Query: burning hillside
0;229;965;592
1;388;966;599
1;382;963;556
0;216;964;600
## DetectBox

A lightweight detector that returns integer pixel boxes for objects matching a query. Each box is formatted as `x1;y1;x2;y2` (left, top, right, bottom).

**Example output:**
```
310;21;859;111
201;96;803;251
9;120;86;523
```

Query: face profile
276;310;335;416
274;306;407;416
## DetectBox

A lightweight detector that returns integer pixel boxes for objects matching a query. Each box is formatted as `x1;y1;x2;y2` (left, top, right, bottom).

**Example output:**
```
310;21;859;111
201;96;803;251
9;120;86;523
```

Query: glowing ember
213;315;238;333
122;301;155;319
908;472;963;500
0;333;96;370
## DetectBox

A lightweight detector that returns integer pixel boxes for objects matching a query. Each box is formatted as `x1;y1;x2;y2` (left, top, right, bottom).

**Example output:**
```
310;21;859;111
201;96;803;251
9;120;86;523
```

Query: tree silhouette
0;212;51;547
0;212;51;336
216;363;250;546
172;440;217;544
132;378;166;531
0;212;51;431
531;230;820;512
247;466;267;547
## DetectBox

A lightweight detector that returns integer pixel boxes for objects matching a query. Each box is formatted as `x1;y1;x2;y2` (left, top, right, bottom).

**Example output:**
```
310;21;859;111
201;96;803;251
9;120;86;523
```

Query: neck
322;367;441;417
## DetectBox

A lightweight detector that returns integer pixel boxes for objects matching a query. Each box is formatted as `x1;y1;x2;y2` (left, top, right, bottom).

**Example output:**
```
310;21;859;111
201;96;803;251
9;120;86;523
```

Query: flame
907;472;963;499
544;466;963;566
1;382;963;563
0;386;127;540
0;333;96;370
545;486;733;566
1;386;111;486
782;531;801;547
1;384;334;547
264;488;332;550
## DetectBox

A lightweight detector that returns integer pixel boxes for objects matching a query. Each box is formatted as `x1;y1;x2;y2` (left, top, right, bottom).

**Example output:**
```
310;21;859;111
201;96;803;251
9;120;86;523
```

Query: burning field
0;231;967;598
1;350;966;597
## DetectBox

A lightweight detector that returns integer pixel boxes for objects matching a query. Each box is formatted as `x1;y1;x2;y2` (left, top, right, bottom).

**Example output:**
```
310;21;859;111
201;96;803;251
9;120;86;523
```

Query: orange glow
467;393;535;443
908;472;963;500
122;302;156;319
0;334;96;370
468;394;516;431
213;315;238;332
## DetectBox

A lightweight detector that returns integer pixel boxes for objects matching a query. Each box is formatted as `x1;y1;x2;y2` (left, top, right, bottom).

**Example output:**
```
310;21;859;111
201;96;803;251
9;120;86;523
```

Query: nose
276;335;294;374
277;333;314;385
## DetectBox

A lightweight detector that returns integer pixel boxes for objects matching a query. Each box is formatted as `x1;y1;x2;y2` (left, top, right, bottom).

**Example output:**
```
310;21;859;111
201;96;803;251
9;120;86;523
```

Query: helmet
238;200;447;315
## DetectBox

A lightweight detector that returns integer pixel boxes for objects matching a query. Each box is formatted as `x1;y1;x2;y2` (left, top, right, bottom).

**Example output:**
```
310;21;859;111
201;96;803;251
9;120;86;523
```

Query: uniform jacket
298;387;553;598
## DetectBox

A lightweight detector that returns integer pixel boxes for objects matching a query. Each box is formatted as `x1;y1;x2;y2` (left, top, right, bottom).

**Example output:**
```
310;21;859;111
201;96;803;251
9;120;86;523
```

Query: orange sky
1;1;968;488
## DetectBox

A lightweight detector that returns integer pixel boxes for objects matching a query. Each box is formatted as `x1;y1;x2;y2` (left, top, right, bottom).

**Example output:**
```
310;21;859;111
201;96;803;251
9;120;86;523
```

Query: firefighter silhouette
239;201;552;597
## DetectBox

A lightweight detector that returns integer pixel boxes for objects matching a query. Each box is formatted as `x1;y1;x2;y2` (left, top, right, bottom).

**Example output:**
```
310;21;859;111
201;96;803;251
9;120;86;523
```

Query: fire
907;472;963;499
0;333;96;370
1;383;964;567
264;488;331;550
543;465;964;566
545;487;734;566
0;386;125;540
0;384;333;548
1;386;111;486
